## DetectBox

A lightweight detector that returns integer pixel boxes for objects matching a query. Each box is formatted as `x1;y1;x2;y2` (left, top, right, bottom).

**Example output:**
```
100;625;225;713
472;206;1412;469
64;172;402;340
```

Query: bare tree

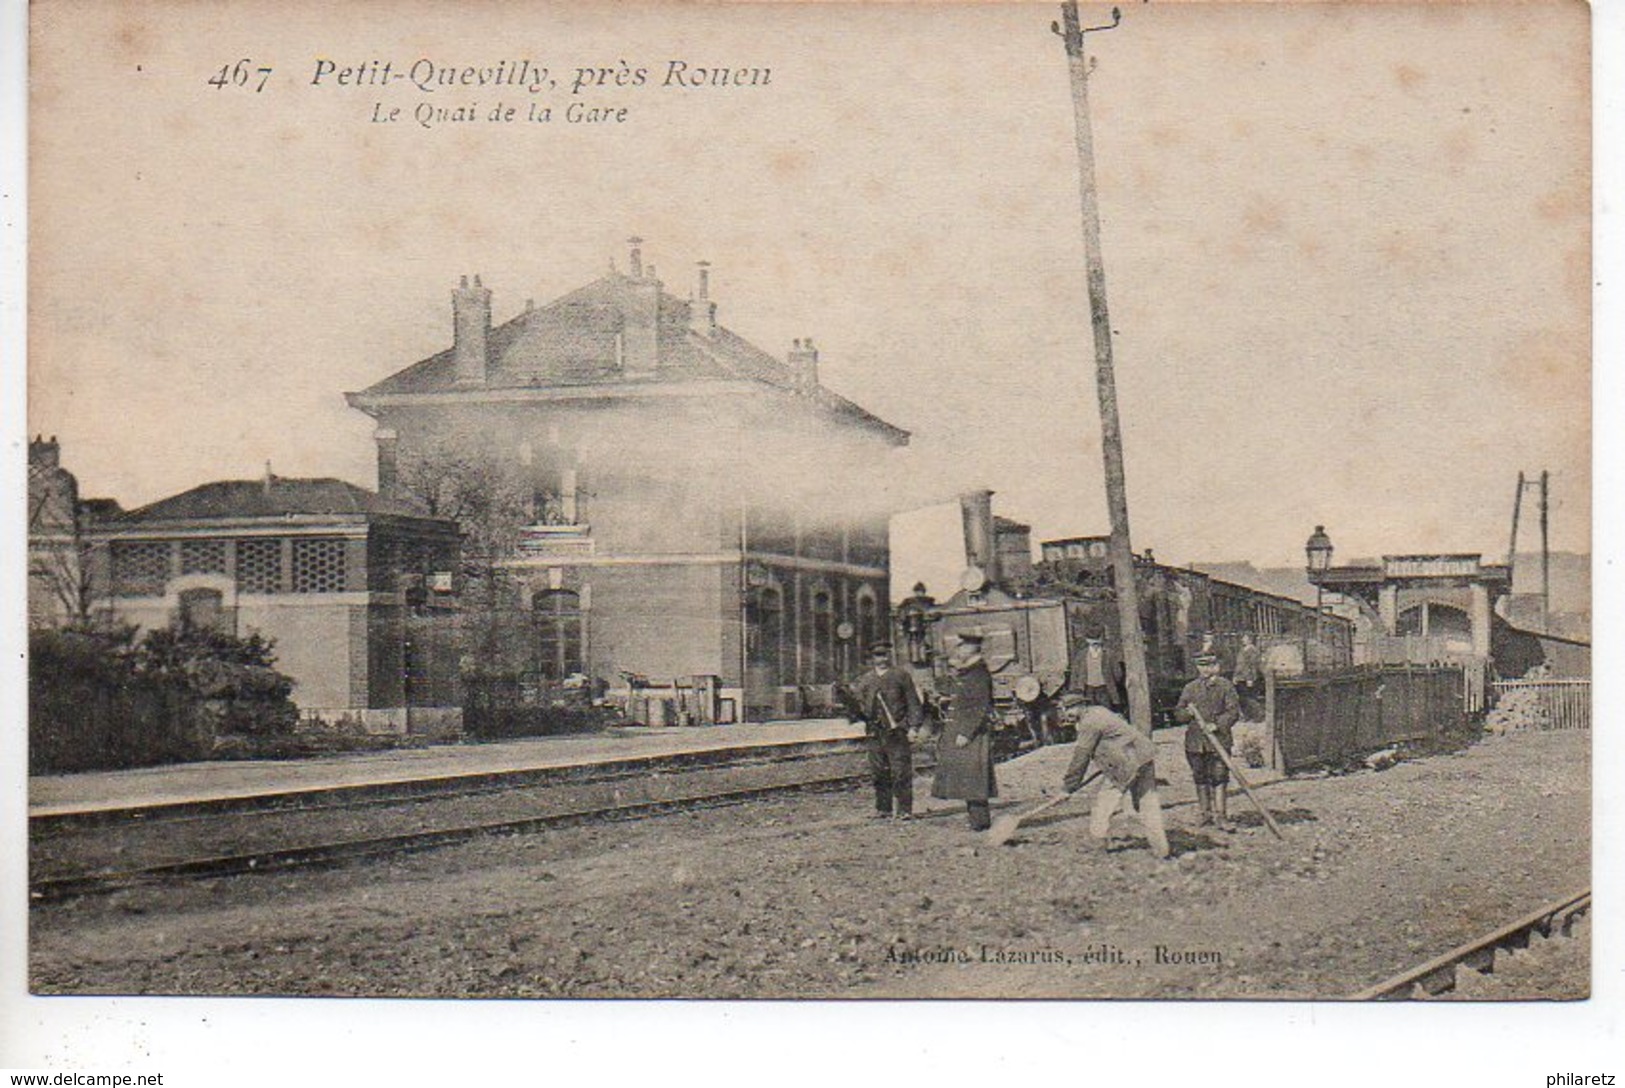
27;471;104;628
393;437;532;611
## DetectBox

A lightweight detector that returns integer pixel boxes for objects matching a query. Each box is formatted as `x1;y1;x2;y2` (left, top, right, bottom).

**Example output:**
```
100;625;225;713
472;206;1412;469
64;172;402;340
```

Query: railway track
29;743;878;903
1349;889;1591;1000
29;737;1277;904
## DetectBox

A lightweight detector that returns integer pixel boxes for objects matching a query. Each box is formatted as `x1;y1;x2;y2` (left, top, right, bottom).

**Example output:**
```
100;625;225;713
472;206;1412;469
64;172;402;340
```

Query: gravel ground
30;729;1589;1000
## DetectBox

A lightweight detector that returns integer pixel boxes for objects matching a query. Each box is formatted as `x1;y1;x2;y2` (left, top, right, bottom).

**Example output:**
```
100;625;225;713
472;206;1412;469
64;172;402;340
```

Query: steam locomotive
895;493;1355;741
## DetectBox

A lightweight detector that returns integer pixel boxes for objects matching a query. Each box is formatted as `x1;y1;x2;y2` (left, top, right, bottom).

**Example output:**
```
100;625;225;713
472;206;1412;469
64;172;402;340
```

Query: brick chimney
29;435;60;469
688;260;717;337
788;338;819;391
453;275;492;386
375;427;400;496
622;238;660;373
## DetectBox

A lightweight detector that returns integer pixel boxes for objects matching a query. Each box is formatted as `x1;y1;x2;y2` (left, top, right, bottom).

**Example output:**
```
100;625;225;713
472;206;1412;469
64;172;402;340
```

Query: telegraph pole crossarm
1054;0;1153;733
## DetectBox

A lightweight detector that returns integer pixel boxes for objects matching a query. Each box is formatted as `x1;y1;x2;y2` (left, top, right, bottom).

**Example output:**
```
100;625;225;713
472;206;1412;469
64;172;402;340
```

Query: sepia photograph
9;0;1602;1046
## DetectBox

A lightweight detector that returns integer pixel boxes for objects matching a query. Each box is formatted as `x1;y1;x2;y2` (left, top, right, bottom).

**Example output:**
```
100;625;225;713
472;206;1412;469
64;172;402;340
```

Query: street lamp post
1305;525;1334;612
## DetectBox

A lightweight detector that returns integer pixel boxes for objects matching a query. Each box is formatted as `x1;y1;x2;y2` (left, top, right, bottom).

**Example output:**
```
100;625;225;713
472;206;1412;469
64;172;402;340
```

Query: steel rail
30;768;874;903
1348;889;1591;1000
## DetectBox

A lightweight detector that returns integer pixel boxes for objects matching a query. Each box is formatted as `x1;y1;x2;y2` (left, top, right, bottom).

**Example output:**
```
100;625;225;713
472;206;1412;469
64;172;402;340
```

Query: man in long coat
845;642;923;819
932;631;998;830
1060;700;1170;858
1174;652;1242;830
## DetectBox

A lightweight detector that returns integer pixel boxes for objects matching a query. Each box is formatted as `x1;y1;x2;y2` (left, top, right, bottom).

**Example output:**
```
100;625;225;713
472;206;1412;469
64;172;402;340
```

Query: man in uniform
846;642;923;820
932;631;999;830
1174;652;1242;831
1059;699;1170;859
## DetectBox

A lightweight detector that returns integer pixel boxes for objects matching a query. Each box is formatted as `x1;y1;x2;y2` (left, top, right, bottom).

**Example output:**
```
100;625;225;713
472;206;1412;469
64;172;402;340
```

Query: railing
1491;679;1591;731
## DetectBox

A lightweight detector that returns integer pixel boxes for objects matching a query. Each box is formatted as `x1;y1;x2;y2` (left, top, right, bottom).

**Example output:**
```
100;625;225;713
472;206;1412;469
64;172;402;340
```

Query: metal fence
1267;665;1467;772
1491;679;1591;731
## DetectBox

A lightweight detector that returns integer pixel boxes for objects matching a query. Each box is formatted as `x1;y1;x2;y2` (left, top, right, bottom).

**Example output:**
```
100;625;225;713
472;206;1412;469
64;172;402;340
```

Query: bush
28;622;300;773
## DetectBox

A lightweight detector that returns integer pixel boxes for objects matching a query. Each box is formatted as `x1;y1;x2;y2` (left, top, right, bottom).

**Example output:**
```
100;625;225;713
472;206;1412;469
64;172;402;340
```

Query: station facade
346;242;909;722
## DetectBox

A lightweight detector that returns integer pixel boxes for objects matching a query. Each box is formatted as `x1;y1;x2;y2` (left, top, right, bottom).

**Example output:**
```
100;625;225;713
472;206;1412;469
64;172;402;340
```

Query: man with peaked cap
845;641;923;819
1174;652;1243;831
932;631;999;830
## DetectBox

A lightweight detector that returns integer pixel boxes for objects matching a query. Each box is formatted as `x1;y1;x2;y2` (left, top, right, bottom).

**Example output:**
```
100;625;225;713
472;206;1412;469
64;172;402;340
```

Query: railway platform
27;718;865;821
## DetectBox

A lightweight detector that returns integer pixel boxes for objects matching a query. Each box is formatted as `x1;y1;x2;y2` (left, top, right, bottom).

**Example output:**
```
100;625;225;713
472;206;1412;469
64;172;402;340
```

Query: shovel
1191;706;1284;840
986;770;1100;847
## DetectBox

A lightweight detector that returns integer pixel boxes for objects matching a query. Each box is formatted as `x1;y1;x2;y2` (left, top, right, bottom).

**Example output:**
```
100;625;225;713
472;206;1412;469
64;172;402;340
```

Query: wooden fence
1490;679;1591;731
1266;665;1467;773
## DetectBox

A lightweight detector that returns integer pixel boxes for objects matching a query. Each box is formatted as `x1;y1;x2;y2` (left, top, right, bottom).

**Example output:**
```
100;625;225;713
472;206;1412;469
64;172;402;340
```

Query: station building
37;458;464;734
346;241;910;722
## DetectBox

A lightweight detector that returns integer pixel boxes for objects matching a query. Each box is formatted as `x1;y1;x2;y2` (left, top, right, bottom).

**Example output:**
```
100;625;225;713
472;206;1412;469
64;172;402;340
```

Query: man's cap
1084;624;1107;640
1195;652;1219;666
955;631;986;646
867;642;893;657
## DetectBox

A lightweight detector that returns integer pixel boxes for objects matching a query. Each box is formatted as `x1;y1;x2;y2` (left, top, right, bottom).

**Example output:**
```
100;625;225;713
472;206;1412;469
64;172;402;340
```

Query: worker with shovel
1174;652;1242;831
1059;698;1170;859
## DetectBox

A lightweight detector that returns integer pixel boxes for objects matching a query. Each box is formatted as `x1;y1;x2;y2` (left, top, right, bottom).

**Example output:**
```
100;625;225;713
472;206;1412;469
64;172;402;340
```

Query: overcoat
932;658;998;802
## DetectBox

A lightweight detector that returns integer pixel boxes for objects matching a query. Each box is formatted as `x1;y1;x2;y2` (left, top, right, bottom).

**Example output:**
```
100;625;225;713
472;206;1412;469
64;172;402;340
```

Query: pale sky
28;1;1590;597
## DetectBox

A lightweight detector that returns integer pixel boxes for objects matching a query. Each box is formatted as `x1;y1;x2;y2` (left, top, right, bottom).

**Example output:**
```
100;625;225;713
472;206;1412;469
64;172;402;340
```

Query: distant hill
1188;562;1318;605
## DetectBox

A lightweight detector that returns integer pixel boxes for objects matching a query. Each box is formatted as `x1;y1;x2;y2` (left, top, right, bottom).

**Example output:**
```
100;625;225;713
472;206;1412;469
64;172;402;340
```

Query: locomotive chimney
959;489;1000;586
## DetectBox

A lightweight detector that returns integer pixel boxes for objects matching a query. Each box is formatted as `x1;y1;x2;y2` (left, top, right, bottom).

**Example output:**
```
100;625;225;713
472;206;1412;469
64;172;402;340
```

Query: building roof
116;477;438;524
346;270;909;444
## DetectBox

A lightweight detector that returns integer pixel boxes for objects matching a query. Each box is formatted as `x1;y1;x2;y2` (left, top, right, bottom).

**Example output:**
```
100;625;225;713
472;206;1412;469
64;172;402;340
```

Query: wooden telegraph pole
1055;1;1152;731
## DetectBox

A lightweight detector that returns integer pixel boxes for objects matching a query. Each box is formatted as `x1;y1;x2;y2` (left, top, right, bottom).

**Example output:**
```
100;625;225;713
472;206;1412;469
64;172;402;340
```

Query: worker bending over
1059;700;1170;859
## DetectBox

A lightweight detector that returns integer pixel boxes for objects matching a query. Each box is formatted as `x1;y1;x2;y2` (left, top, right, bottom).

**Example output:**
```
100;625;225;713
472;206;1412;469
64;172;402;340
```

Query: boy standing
1174;652;1242;831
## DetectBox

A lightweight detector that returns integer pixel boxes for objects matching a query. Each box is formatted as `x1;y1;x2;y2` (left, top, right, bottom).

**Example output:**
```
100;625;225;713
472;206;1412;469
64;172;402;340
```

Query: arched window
177;587;230;635
533;589;584;680
856;591;879;656
809;589;834;683
747;584;784;678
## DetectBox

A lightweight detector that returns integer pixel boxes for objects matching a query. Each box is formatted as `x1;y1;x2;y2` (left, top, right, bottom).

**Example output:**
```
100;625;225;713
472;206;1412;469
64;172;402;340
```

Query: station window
533;589;584;681
236;539;283;594
809;589;834;683
747;584;785;675
180;539;228;576
111;540;171;596
292;537;348;593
